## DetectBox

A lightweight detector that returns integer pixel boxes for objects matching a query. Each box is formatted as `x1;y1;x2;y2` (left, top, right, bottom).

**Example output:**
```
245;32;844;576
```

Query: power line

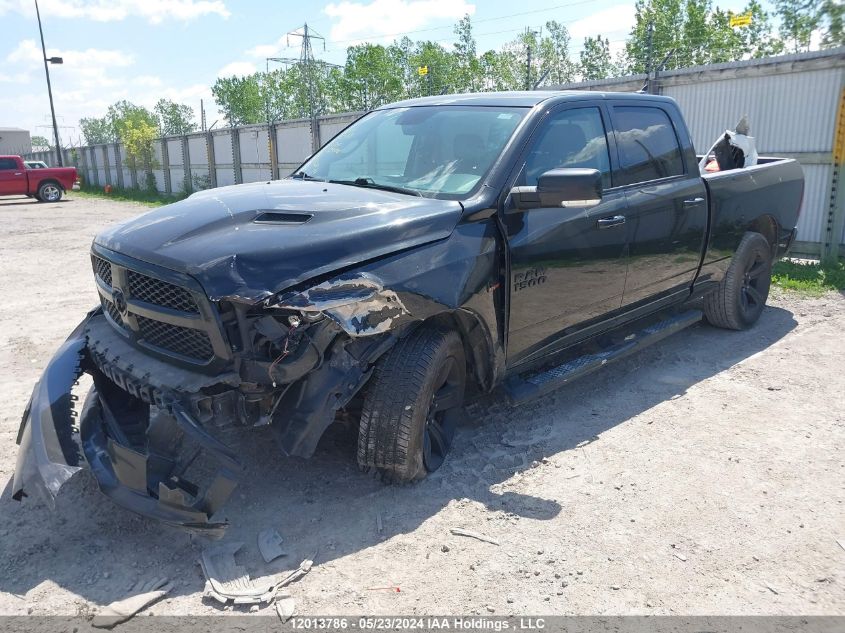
322;0;601;47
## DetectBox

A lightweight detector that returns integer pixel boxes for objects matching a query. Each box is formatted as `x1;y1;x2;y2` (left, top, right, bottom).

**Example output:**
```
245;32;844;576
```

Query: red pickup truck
0;155;77;202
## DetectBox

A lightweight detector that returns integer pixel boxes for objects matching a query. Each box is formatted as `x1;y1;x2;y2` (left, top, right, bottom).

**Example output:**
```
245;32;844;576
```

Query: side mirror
509;168;603;212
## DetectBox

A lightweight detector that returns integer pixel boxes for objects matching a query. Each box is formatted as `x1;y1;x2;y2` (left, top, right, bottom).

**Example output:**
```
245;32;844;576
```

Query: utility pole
200;99;206;132
525;27;540;91
286;23;331;153
645;19;654;94
35;0;63;165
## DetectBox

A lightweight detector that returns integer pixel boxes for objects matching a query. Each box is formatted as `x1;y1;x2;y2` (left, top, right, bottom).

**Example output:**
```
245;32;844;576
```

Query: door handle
14;172;23;176
597;215;626;229
683;197;705;207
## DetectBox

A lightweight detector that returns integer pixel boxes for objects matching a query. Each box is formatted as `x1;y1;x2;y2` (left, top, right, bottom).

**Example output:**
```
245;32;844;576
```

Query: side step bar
504;309;703;404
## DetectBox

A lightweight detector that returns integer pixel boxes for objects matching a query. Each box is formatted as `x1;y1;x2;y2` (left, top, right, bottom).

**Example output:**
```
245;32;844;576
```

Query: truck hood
94;179;463;302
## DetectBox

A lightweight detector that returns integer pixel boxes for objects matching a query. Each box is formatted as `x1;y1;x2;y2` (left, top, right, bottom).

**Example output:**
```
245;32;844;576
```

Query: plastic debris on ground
449;527;500;545
258;528;288;563
275;596;296;622
200;542;277;605
91;577;173;629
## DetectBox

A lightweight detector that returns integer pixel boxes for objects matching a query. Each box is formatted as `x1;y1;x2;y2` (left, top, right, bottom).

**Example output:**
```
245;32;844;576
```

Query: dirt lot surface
0;194;843;618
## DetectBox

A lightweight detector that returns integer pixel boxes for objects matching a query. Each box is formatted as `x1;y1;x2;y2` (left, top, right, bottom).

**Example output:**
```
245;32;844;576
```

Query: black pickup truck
13;91;803;533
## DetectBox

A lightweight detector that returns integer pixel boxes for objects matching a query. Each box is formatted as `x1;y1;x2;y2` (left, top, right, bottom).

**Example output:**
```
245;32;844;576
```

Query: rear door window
612;106;684;186
0;158;17;170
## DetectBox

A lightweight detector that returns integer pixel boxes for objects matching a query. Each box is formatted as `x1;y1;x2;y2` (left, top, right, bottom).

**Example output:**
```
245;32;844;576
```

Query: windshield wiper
329;177;422;197
291;171;325;181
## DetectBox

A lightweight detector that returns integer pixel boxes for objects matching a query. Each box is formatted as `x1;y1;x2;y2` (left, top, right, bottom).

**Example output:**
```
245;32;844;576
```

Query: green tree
212;74;264;126
736;1;785;58
31;134;51;149
579;35;614;80
121;117;158;189
106;100;158;141
337;43;405;111
820;0;844;47
79;116;114;144
536;21;576;86
774;0;820;52
453;15;482;92
625;0;685;73
408;41;458;96
153;99;196;135
678;0;710;67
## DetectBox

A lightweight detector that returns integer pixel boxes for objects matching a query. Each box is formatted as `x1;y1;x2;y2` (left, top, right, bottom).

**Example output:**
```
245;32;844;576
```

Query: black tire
704;232;773;330
358;326;466;483
37;181;63;202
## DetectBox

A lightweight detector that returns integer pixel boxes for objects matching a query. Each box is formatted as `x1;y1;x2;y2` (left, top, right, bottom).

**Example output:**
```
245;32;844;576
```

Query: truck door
0;157;27;196
503;104;628;367
607;103;708;306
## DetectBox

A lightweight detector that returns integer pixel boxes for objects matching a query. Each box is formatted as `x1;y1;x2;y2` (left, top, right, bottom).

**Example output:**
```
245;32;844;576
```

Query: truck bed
699;157;805;266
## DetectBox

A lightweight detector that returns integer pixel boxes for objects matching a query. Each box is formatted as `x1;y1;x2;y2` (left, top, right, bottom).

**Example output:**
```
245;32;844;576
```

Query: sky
1;0;763;145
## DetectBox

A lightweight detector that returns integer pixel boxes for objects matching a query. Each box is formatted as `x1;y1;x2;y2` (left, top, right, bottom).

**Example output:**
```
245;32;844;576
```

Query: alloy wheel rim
740;251;767;316
422;356;463;472
43;185;60;201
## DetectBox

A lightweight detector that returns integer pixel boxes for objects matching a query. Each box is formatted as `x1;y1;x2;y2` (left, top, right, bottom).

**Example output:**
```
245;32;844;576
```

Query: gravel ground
0;193;843;618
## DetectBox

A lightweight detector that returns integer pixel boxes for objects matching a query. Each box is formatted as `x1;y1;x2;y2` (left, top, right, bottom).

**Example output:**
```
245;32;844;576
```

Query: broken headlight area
268;272;412;337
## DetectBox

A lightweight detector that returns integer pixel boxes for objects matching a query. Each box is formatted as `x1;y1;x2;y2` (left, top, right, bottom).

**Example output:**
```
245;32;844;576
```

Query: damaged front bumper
12;311;240;536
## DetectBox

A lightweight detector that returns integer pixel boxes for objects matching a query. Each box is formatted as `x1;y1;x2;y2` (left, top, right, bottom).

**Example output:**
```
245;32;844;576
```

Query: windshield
295;105;527;197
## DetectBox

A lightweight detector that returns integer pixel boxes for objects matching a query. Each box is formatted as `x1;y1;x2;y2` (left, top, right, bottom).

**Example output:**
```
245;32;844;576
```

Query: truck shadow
0;305;797;609
0;197;69;208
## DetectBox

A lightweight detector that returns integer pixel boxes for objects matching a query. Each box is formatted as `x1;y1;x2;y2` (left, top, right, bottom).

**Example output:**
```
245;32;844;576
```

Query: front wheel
37;182;63;203
358;326;466;482
704;231;773;330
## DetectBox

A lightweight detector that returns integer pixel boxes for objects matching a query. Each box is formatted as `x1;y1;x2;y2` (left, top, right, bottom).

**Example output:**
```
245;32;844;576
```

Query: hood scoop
254;211;313;224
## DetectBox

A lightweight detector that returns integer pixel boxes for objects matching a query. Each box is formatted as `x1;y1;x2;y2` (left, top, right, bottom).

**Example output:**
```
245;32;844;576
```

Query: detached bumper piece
12;312;241;536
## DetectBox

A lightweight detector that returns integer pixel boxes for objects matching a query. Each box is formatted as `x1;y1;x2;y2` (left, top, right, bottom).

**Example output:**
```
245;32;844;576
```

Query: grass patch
72;184;187;207
772;258;845;295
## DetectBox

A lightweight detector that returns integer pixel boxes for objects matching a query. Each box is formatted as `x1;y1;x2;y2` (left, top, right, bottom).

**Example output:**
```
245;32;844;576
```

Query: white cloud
246;42;285;58
324;0;475;43
217;61;257;78
6;39;135;89
6;39;134;69
567;4;636;43
0;0;230;24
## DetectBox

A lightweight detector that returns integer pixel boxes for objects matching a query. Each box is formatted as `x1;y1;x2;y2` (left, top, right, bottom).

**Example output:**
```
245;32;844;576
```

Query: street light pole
35;0;63;166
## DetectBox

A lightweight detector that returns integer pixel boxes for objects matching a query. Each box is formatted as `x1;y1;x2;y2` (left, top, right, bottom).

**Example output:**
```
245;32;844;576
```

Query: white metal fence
28;110;363;196
26;48;845;259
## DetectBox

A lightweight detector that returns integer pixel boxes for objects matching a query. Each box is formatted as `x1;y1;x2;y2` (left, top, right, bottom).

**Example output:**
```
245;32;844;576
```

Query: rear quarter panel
29;167;78;192
698;158;804;281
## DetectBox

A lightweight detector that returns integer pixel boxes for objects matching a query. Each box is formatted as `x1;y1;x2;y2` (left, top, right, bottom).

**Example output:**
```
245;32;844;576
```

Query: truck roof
378;90;676;109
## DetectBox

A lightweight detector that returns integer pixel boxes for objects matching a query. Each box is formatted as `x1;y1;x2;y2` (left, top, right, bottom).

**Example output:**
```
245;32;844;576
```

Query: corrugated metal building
549;48;845;259
0;127;32;155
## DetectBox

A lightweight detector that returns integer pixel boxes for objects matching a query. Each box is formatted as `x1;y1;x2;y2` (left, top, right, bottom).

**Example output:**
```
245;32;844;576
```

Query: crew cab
13;92;803;533
0;155;77;201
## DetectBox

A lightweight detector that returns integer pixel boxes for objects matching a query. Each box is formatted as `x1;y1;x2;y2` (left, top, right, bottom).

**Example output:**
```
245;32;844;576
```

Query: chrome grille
136;315;214;361
92;250;225;366
127;270;198;313
101;296;123;324
93;256;113;287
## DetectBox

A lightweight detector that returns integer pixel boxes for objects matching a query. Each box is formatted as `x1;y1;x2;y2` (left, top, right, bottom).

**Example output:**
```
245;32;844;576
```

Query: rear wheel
37;182;63;203
704;232;773;330
358;326;466;482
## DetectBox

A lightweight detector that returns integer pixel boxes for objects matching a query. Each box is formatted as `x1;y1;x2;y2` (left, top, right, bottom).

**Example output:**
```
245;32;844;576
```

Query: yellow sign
730;13;752;27
418;65;429;76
